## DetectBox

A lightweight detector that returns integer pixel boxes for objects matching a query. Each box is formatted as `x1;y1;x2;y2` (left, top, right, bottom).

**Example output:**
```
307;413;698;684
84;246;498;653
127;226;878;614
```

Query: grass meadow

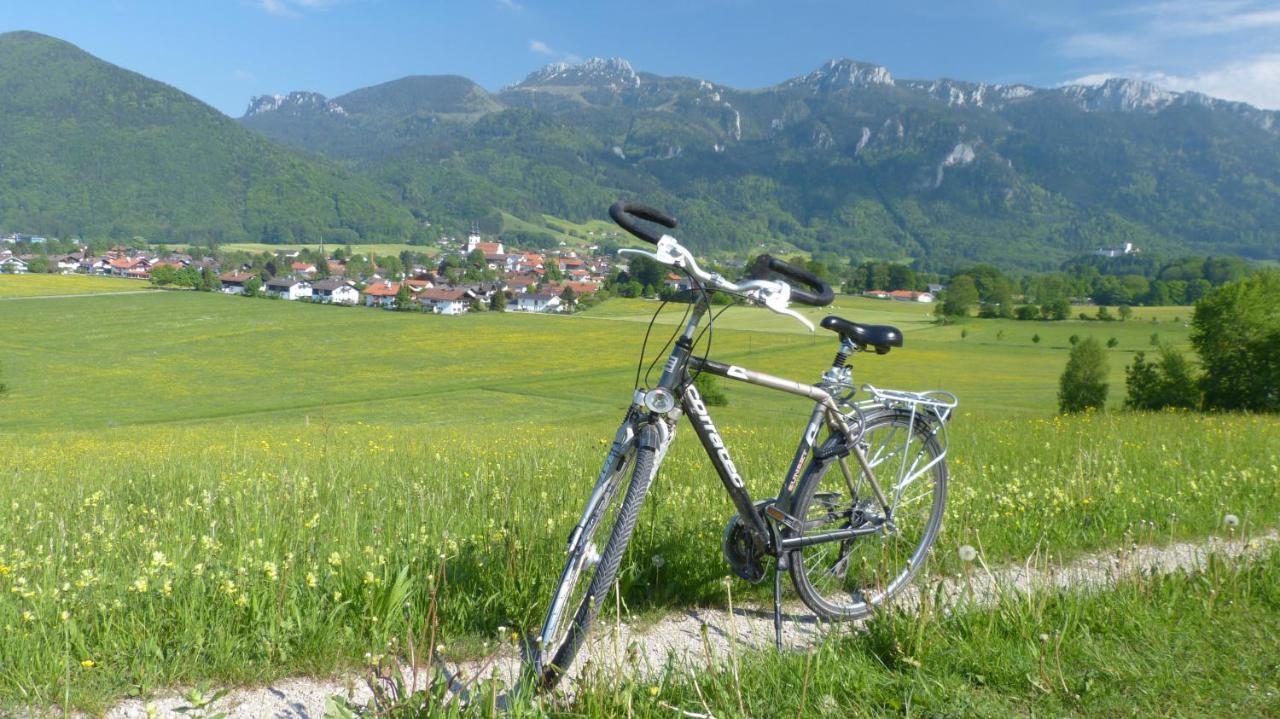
0;274;150;298
0;288;1276;713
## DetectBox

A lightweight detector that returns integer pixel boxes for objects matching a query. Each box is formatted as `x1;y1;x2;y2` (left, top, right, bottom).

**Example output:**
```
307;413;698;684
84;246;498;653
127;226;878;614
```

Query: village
0;228;684;314
1;228;951;312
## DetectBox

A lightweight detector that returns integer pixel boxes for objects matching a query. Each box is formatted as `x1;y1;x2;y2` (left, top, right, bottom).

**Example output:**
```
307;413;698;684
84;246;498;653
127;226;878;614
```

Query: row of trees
1057;270;1280;413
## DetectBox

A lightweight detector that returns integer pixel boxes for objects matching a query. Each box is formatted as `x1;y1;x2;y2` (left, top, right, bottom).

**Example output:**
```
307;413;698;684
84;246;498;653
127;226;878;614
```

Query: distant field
205;242;438;257
0;292;1194;432
0;273;149;298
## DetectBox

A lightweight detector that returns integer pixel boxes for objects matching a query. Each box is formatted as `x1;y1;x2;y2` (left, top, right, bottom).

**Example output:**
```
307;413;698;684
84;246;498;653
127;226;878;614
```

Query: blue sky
4;0;1279;115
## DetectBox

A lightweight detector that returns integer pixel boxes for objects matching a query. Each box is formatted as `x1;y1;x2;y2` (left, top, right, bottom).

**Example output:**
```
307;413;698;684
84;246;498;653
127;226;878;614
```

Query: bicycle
526;201;957;691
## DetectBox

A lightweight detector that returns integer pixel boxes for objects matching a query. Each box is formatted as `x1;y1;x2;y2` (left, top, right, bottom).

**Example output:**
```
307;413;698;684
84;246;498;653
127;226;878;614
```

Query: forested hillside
0;31;419;245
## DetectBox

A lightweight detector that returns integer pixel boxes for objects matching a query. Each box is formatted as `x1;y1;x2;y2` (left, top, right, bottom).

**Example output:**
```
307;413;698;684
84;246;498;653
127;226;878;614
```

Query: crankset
721;500;774;584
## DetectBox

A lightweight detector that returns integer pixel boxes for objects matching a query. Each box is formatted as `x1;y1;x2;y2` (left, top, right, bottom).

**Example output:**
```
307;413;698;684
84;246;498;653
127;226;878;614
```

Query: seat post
831;339;858;369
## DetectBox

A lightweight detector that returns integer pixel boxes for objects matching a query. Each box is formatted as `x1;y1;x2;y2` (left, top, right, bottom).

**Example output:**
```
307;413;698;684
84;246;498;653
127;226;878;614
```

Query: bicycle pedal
764;504;802;532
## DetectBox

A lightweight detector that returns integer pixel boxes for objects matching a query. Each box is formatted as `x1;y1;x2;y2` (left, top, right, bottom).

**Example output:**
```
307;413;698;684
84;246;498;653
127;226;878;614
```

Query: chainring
721;511;769;584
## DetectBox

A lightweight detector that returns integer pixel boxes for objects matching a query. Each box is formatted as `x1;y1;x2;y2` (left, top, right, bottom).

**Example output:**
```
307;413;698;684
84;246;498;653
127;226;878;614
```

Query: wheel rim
539;443;638;665
795;414;945;616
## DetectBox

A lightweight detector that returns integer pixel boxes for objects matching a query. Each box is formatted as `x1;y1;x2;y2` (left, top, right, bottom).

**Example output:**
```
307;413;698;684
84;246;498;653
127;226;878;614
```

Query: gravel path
88;531;1277;718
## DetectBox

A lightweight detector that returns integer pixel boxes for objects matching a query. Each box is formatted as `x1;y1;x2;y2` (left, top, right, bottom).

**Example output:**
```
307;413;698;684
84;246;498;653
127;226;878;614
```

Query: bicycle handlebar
609;201;677;245
610;200;821;331
748;254;834;307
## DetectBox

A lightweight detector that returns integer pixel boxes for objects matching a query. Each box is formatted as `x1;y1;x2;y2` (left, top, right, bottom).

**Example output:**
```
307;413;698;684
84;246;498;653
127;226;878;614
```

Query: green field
0;290;1275;713
0;274;150;298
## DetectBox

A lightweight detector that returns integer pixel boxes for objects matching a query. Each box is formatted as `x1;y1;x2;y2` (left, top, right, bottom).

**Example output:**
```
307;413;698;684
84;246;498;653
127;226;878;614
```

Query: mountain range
3;30;1279;271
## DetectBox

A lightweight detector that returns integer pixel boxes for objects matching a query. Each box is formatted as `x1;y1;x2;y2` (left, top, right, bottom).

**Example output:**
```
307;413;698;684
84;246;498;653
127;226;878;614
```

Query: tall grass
0;410;1276;710
566;548;1280;718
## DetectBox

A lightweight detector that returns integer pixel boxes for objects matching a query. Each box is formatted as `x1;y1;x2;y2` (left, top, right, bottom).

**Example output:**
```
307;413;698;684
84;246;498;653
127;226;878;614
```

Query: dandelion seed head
958;545;978;562
1223;513;1240;529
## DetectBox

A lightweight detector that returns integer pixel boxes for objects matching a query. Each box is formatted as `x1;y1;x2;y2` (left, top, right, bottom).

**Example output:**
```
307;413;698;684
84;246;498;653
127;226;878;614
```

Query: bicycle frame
645;294;894;556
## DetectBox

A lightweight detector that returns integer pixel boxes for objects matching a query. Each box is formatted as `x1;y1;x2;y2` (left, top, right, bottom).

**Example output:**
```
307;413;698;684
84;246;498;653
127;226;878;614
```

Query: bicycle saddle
820;315;903;354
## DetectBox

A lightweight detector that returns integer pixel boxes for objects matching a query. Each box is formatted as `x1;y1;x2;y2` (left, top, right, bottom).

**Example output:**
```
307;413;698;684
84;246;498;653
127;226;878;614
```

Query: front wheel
788;409;947;620
530;421;659;691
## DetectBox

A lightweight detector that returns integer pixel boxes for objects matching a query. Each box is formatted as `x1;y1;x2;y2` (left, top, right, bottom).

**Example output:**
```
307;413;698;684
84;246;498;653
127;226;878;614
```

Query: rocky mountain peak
515;57;640;90
1059;77;1177;112
789;58;895;92
244;91;346;118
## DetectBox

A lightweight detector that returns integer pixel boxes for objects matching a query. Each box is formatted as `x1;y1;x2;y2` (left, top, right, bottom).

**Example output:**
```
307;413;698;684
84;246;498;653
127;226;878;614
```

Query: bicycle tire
533;422;659;690
788;409;947;620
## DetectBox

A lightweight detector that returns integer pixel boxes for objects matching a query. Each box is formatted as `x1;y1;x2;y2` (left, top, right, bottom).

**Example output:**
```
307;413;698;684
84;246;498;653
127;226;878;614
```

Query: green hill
0;31;420;245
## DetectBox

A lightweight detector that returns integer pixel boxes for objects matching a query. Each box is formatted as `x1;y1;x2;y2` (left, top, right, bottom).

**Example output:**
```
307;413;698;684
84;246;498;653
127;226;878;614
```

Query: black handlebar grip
609;201;677;245
749;254;835;307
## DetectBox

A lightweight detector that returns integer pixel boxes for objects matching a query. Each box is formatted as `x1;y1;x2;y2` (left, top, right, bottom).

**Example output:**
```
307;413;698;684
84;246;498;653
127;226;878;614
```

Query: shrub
1125;345;1200;410
1058;337;1108;413
1015;305;1041;321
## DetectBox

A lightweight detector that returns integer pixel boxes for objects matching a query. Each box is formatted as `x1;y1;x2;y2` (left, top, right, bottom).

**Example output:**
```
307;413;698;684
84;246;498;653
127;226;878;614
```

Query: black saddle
820;315;903;354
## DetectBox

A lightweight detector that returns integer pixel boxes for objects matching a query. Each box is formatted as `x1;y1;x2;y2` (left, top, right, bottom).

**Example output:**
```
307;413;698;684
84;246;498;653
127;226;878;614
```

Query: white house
310;278;360;305
0;254;28;274
419;287;475;315
264;277;313;301
56;255;81;274
515;292;562;313
218;271;253;295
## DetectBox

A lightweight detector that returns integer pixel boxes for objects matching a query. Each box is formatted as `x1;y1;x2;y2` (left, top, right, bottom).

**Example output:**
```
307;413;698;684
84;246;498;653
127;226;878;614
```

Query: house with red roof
362;279;401;309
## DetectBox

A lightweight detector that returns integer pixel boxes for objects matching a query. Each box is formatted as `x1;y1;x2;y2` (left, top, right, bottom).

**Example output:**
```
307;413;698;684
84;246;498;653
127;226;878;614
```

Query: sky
3;0;1279;116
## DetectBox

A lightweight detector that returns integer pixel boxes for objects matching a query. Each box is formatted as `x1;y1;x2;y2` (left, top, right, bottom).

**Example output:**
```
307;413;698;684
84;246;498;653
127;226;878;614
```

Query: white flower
957;545;978;562
1223;513;1240;529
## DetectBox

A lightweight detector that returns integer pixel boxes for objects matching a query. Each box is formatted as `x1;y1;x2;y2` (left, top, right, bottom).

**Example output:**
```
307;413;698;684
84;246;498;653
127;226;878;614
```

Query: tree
490;290;507;312
1015;305;1041;321
1032;333;1041;344
243;276;261;297
1118;304;1133;321
1096;305;1113;321
1058;337;1108;413
149;265;178;286
1107;337;1119;348
693;371;728;406
200;266;220;292
559;286;578;314
942;275;979;318
1125;345;1200;410
395;283;413;311
1191;271;1280;412
1044;298;1071;321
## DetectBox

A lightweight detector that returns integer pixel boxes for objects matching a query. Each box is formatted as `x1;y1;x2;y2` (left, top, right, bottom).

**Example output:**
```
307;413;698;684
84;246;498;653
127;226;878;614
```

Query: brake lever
757;285;815;332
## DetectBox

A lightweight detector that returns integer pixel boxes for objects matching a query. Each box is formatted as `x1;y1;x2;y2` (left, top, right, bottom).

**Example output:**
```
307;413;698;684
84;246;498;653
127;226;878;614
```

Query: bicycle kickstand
772;555;785;651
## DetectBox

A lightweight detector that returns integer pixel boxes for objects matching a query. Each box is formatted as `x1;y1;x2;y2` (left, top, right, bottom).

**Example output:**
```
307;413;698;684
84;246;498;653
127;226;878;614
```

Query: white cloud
1054;1;1280;109
230;69;257;82
529;39;554;55
497;0;523;11
254;0;345;17
257;0;297;17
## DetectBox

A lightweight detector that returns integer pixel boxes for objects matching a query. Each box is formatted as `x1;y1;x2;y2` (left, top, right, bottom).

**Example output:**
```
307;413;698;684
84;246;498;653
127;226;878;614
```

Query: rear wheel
788;410;947;620
532;422;658;690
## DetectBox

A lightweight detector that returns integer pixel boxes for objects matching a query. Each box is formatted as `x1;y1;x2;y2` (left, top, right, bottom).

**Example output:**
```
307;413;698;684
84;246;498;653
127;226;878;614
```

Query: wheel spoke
790;412;946;620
